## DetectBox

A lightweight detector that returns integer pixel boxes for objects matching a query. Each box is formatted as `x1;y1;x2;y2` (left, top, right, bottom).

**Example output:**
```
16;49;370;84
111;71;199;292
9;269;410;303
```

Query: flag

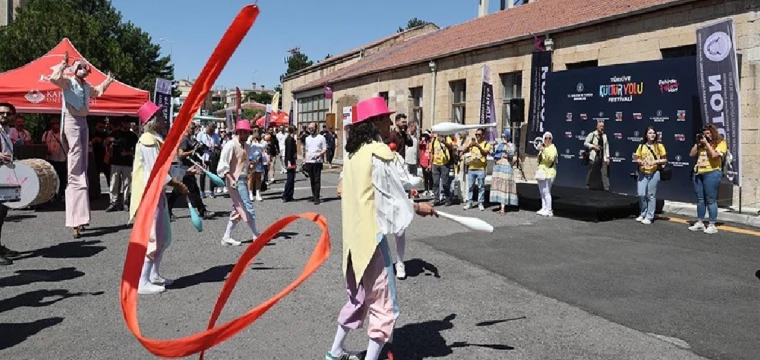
479;65;496;142
235;87;242;121
270;91;280;113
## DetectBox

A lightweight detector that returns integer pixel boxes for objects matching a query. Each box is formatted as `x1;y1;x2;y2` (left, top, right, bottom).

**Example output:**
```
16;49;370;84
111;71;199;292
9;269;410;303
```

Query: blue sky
112;0;512;91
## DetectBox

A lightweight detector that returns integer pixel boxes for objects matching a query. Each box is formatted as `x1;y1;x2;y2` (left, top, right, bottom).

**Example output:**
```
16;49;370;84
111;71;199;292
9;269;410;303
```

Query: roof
282;23;439;81
294;0;693;93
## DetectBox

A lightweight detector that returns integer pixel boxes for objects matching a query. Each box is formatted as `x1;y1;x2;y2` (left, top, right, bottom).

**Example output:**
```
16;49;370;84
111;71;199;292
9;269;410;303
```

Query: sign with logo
545;57;701;202
479;64;497;142
526;50;552;155
154;78;172;128
696;18;741;185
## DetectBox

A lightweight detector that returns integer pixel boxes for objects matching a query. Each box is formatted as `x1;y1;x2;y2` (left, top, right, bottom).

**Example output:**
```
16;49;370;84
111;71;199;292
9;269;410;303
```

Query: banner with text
479;64;497;142
696;18;741;185
525;51;552;155
154;78;172;129
545;57;701;203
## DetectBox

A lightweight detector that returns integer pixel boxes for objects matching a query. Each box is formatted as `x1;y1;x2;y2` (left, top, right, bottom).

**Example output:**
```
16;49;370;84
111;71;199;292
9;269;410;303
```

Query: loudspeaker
509;98;525;124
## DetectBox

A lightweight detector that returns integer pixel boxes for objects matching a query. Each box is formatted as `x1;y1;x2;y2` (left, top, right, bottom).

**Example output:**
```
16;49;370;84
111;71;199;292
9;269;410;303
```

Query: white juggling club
432;122;497;135
436;211;494;233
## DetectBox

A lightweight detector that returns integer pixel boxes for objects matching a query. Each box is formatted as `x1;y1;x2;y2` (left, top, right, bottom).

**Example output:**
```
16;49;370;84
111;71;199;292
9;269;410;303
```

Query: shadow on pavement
475;316;527;327
0;317;64;351
0;267;85;287
0;289;104;314
13;240;106;260
170;264;234;290
403;259;441;278
274;231;298;240
6;213;36;222
81;224;131;238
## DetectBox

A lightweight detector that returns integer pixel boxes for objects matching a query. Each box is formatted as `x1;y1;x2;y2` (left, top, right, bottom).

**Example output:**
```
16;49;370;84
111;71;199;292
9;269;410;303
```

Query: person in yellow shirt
687;125;727;234
536;132;557;217
463;128;492;210
633;126;667;225
428;134;455;206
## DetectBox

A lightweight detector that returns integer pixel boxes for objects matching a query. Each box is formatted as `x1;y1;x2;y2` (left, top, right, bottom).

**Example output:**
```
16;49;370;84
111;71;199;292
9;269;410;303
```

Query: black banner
525;51;552;155
697;19;741;185
154;78;172;129
479;65;497;142
545;57;701;202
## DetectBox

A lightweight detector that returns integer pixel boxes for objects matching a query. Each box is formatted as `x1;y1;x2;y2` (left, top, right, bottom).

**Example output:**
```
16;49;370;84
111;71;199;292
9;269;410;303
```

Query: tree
0;0;177;98
245;91;273;105
280;49;313;82
397;17;428;32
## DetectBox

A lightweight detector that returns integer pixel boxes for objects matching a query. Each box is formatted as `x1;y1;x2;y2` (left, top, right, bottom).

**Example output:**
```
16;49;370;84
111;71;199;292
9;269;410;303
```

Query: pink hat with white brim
235;120;252;132
137;101;162;124
353;96;395;125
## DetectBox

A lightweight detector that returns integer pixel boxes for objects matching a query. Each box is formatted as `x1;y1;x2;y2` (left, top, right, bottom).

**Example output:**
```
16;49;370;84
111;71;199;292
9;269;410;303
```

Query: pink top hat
353;96;395;124
137;101;162;124
235;120;252;132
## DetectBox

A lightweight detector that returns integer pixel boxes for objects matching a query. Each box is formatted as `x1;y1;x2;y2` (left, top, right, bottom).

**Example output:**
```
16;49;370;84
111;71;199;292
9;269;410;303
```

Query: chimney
261;85;265;91
500;0;506;10
478;0;489;17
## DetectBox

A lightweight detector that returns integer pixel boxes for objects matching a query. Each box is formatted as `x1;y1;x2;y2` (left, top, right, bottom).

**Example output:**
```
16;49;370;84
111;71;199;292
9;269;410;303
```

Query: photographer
687;125;727;234
105;117;138;212
168;123;209;219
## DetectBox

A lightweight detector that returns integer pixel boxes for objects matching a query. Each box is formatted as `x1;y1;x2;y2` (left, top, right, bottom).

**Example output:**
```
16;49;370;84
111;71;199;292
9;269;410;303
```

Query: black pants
49;160;67;199
326;147;335;164
282;168;296;201
168;174;205;214
432;164;450;202
303;162;322;202
422;168;434;192
0;204;7;246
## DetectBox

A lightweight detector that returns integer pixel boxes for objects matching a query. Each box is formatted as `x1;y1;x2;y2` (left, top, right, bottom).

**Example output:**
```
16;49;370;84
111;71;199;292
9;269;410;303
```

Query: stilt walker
327;97;437;360
49;52;115;238
129;101;189;295
217;120;261;246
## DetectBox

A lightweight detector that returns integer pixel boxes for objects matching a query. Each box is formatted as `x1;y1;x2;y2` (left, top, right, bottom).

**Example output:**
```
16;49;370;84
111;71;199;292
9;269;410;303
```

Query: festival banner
479;64;497;142
235;87;242;121
289;101;294;126
225;109;234;130
696;18;741;185
545;57;701;202
324;84;333;100
265;104;272;130
525;51;552;155
154;78;173;128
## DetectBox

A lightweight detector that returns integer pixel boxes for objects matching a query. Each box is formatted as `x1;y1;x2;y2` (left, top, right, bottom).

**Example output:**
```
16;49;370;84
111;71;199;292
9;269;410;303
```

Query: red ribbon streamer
120;5;333;358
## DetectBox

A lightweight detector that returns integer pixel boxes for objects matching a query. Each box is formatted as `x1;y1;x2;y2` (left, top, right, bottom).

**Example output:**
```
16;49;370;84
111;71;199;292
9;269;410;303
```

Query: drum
0;159;59;209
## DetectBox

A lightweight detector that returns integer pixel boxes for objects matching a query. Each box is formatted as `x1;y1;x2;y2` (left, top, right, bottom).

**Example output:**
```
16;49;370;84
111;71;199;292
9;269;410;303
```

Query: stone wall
326;0;760;208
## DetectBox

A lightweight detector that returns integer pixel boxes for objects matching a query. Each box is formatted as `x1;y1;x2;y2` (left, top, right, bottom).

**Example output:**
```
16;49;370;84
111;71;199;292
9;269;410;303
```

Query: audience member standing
42;118;67;202
405;121;419;177
303;122;327;205
196;124;221;197
105;117;138;212
282;125;298;202
584;120;610;191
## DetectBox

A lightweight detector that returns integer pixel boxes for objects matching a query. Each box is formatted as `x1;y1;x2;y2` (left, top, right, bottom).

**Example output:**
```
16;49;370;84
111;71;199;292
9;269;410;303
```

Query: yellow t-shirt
537;144;558;179
430;137;453;166
466;140;491;170
635;143;667;175
695;140;727;174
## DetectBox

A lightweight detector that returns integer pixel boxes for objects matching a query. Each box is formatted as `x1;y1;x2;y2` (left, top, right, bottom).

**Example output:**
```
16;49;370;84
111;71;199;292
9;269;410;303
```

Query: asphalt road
0;169;757;359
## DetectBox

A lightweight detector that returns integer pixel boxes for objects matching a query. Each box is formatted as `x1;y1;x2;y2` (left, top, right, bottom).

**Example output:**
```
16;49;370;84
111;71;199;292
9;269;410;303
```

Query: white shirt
276;132;287;156
217;136;250;178
196;131;220;162
304;134;326;163
405;136;419;165
9;128;31;145
138;134;172;187
43;130;66;162
0;127;13;157
372;155;415;236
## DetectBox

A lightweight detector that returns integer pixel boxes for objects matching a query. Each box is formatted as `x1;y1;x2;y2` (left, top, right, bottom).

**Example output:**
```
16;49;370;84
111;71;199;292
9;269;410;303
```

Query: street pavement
0;169;757;359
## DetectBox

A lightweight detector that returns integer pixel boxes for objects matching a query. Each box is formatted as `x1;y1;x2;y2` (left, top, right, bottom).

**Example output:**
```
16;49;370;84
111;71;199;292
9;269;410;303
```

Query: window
661;45;697;58
565;60;598;69
500;72;522;128
450;80;466;124
379;92;389;106
410;87;424;128
297;95;328;126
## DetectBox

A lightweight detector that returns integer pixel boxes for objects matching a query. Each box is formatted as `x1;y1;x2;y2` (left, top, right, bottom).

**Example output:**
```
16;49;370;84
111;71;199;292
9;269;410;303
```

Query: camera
696;133;704;141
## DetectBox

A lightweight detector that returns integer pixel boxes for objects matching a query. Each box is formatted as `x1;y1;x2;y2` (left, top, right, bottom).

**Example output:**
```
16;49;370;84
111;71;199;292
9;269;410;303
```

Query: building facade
1;0;25;26
286;0;760;208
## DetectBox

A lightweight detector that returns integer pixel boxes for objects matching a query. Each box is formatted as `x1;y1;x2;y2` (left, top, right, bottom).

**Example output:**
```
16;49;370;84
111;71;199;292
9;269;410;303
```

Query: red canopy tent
255;111;289;128
0;38;150;116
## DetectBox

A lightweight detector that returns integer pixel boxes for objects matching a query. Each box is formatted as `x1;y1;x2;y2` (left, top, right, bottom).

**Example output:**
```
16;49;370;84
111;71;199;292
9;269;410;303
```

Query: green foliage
246;91;273;105
397;17;428;33
280;50;313;82
242;109;263;120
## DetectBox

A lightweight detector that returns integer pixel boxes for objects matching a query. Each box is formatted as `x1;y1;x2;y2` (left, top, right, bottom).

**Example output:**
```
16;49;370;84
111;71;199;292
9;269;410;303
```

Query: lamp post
429;60;437;127
160;37;173;59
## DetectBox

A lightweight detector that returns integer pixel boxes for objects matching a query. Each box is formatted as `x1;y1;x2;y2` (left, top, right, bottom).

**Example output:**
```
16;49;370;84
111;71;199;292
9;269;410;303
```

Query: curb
662;202;760;228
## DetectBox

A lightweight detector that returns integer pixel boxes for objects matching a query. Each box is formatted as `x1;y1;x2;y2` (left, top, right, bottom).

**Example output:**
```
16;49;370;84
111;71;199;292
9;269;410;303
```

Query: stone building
1;0;26;26
283;0;760;207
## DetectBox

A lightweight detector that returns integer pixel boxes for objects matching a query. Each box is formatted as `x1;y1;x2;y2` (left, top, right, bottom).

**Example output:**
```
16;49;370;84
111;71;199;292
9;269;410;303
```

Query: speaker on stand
508;98;527;180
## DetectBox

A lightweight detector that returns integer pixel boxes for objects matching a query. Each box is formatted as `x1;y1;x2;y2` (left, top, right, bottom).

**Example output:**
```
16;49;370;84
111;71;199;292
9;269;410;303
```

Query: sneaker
688;222;706;231
635;215;644;222
478;204;485;211
395;262;406;279
463;203;472;210
545;210;554;217
537;209;548;216
256;195;263;202
325;350;361;360
221;237;242;246
150;275;174;287
138;282;165;295
704;224;718;234
641;219;652;225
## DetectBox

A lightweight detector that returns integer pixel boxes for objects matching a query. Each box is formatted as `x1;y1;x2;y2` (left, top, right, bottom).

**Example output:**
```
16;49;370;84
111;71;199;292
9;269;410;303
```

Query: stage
516;183;663;222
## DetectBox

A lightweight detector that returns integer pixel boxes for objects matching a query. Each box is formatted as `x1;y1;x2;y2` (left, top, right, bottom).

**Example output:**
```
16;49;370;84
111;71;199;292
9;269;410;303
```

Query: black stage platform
517;183;647;222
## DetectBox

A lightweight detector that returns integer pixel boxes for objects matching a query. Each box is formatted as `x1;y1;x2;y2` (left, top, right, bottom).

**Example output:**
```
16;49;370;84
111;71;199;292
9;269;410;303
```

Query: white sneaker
478;204;485;211
704;224;718;234
463;203;472;210
150;275;174;286
221;237;242;246
223;187;229;194
545;210;554;217
537;209;546;216
635;215;644;222
256;195;263;202
689;222;706;231
138;282;165;295
395;262;406;279
641;219;652;225
325;350;361;360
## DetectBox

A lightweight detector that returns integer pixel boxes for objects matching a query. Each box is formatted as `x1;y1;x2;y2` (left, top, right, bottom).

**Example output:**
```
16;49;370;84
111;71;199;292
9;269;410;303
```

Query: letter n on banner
525;51;552;155
696;18;741;185
479;64;496;142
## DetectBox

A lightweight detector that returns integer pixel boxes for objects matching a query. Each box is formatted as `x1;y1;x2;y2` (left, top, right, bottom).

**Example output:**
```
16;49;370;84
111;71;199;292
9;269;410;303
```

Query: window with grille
450;80;466;124
296;95;328;126
500;72;523;129
410;87;424;128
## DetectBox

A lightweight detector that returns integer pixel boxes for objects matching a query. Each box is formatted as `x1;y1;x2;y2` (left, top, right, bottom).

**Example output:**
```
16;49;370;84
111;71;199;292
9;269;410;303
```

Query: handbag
534;168;547;181
646;144;672;181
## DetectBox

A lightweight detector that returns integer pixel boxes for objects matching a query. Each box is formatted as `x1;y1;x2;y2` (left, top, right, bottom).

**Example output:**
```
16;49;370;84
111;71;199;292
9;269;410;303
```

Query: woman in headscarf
489;129;519;214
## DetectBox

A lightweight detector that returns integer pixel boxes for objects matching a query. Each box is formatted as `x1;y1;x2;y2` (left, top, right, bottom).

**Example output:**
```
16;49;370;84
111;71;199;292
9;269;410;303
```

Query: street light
159;37;173;59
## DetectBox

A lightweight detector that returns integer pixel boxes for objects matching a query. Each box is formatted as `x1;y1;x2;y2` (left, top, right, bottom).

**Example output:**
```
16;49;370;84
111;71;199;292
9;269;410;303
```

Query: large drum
0;159;59;209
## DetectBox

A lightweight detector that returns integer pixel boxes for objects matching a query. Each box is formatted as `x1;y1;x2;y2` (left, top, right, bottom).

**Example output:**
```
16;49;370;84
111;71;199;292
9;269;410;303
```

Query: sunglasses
0;112;13;116
475;133;483;136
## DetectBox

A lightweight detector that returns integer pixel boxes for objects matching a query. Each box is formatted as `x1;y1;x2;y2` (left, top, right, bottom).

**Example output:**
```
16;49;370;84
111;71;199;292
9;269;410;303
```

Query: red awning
0;38;150;116
254;111;289;128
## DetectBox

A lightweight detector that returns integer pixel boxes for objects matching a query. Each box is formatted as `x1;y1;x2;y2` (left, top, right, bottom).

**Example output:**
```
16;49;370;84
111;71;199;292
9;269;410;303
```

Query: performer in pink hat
216;120;261;246
129;101;189;295
50;53;115;238
327;96;436;360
